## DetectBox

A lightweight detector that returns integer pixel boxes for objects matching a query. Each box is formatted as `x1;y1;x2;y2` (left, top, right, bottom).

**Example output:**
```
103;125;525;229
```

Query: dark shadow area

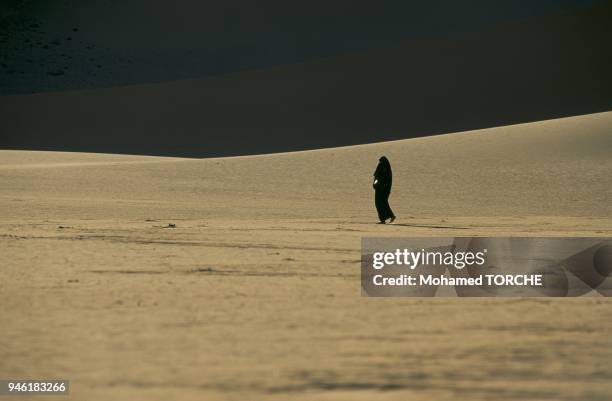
0;1;610;157
0;0;603;94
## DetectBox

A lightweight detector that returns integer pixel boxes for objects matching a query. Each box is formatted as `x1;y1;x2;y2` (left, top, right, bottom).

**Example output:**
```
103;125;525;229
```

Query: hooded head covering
374;156;392;188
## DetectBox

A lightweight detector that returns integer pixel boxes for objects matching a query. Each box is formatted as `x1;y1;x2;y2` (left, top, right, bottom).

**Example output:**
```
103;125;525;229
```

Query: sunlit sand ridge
1;112;611;400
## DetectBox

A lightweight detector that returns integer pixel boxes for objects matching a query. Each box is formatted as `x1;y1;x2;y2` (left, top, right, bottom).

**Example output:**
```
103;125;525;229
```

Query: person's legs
375;189;387;223
376;189;395;222
385;192;395;223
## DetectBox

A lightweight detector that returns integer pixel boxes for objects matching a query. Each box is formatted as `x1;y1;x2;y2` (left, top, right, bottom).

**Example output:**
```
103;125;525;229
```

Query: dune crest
1;2;610;157
1;111;610;220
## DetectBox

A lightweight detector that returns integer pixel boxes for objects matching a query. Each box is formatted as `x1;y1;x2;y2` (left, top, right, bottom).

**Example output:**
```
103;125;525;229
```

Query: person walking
373;156;396;224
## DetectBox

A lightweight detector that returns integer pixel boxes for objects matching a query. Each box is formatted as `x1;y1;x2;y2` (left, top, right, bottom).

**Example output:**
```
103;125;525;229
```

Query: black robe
373;157;395;222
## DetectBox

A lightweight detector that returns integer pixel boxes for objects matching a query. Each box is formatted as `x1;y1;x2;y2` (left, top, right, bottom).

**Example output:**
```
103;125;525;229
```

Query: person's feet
389;215;396;223
377;220;386;224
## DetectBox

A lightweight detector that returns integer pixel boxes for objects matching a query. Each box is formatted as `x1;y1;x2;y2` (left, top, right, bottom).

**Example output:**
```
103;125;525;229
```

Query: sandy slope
1;112;611;401
2;2;611;157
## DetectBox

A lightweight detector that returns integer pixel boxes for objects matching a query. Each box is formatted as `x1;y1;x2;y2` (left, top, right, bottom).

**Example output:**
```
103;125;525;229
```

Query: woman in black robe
373;156;396;224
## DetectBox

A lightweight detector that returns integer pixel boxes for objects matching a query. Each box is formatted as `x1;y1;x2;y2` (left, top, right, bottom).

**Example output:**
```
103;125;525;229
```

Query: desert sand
1;112;611;400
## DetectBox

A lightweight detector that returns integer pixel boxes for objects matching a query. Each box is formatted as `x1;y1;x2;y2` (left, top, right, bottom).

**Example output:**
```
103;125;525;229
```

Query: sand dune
1;1;611;156
1;112;611;400
0;151;180;170
2;111;610;219
1;0;605;94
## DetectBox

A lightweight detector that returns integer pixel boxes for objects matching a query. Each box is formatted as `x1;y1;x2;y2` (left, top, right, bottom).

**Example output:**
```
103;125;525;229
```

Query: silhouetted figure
373;156;396;224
